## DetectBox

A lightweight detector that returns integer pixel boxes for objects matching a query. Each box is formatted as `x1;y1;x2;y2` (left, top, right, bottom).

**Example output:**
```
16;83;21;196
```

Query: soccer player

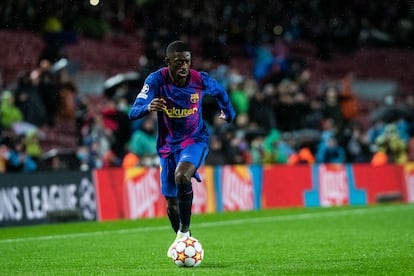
128;40;236;257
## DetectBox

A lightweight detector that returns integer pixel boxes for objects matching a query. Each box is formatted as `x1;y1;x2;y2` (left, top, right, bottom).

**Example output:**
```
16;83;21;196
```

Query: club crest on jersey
137;84;149;99
190;93;199;103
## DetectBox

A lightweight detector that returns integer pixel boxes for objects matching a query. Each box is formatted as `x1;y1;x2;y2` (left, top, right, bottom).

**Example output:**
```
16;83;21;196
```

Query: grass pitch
1;203;413;275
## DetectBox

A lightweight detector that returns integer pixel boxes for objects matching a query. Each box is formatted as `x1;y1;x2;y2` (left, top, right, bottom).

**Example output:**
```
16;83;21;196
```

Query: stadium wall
1;164;414;227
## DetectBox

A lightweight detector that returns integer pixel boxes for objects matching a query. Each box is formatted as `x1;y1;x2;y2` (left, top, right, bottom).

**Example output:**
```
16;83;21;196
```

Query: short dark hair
166;41;190;56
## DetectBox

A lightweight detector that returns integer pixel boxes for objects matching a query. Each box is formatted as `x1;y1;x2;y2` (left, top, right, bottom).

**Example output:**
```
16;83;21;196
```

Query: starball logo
163;107;198;118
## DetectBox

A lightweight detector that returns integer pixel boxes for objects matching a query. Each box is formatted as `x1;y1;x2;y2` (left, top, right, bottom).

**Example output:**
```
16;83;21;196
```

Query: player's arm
129;77;161;120
201;72;236;123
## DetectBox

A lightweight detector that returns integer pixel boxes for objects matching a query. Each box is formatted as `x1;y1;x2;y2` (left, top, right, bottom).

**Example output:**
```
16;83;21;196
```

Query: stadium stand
0;0;413;172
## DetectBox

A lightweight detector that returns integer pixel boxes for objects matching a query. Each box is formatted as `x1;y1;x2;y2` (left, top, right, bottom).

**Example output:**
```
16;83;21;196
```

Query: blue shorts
160;142;209;197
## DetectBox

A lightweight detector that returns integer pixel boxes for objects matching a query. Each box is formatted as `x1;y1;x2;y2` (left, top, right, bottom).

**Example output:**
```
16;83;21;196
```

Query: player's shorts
160;142;209;197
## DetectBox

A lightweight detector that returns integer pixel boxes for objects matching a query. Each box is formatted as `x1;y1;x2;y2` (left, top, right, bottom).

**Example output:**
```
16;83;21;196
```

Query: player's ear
164;57;169;65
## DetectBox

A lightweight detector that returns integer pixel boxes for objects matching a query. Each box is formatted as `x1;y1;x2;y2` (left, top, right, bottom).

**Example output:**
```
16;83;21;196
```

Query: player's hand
148;98;166;112
219;110;227;121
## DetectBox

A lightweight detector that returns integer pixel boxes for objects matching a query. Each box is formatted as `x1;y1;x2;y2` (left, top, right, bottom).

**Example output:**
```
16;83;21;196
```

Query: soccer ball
170;236;204;267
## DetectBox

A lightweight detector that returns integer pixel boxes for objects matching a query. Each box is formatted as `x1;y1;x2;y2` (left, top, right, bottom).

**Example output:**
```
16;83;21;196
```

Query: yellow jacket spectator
25;130;42;160
374;123;407;164
1;91;23;129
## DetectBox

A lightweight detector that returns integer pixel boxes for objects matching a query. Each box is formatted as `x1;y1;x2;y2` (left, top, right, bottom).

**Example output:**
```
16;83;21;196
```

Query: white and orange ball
170;236;204;267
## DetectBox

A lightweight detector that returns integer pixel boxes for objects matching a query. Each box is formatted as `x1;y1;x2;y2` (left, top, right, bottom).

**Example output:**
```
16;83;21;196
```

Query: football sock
177;182;193;233
167;205;180;233
166;197;179;233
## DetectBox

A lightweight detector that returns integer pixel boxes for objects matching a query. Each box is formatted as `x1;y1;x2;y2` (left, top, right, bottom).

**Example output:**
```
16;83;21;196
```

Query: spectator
204;135;228;166
371;151;388;167
2;135;38;173
58;81;77;120
316;135;346;164
248;83;277;133
36;59;60;126
228;72;249;115
374;123;408;164
102;145;122;168
0;91;23;130
122;152;140;169
24;130;42;163
322;84;344;130
291;91;312;130
249;135;266;164
224;128;252;165
100;98;131;160
366;119;386;148
129;114;158;167
319;118;339;147
304;96;324;130
78;113;111;170
274;79;298;131
14;71;48;127
287;147;315;165
262;129;295;164
339;74;359;123
345;121;371;163
76;145;91;171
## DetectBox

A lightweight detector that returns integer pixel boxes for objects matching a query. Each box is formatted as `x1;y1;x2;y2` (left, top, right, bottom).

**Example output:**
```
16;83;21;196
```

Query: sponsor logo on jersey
163;107;198;118
137;84;149;99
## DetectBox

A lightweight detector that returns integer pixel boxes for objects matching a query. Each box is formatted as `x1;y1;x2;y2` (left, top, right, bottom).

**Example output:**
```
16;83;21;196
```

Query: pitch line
0;204;412;244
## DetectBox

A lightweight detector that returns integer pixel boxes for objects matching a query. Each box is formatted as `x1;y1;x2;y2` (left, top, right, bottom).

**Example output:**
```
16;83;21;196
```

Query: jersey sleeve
201;72;236;123
128;73;158;120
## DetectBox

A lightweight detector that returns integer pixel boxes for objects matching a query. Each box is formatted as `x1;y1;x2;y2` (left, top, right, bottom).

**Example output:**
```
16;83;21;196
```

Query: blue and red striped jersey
129;67;235;157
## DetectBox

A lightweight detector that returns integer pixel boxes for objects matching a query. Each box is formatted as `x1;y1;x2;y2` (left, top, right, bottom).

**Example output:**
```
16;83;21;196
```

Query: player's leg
174;161;196;234
162;155;192;258
165;196;179;233
175;142;209;234
166;143;208;258
159;156;179;233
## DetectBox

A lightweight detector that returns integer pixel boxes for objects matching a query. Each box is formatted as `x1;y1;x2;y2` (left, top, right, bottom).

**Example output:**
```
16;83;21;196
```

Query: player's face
166;51;191;84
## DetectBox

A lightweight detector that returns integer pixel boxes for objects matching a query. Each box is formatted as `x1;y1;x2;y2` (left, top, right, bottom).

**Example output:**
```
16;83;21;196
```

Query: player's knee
174;170;191;185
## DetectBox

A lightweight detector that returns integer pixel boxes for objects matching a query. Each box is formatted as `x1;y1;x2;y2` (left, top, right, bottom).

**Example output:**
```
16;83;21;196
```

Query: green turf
1;204;413;275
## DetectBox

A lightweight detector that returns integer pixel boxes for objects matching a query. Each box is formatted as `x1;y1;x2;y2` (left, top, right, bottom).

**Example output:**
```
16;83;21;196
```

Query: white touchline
0;204;412;244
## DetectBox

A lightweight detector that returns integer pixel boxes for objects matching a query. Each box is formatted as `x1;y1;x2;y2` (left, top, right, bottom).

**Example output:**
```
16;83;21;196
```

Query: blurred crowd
1;0;414;173
2;0;413;60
